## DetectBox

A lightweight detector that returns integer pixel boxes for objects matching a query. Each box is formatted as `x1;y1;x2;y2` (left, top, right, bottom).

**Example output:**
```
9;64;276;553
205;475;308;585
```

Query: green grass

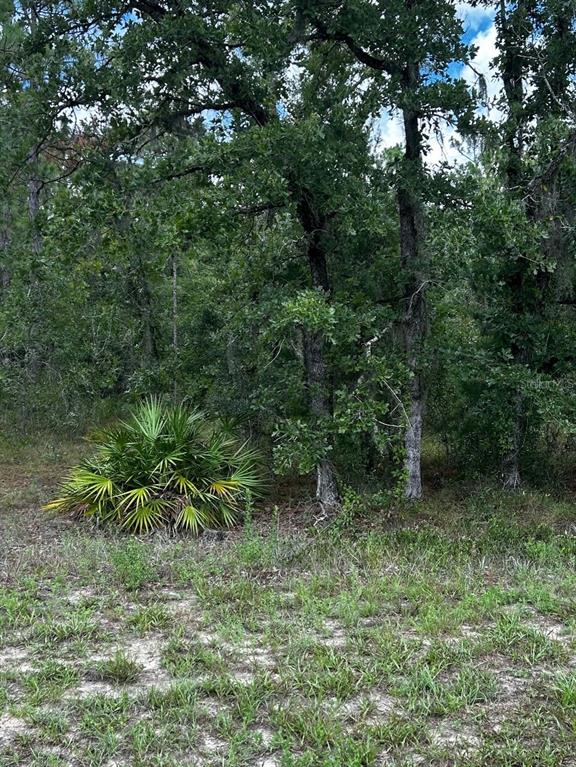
1;445;576;766
90;652;143;685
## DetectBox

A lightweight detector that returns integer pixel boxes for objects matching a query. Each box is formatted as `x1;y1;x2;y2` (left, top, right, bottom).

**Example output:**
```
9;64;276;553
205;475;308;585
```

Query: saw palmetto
46;398;263;534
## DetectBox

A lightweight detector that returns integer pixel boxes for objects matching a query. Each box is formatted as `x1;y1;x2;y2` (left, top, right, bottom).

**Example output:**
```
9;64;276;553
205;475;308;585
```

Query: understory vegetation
46;399;263;534
2;444;576;766
1;3;576;764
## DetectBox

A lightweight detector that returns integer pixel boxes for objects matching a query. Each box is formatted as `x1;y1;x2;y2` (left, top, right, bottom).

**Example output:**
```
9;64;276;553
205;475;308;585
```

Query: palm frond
66;468;115;503
209;479;238;500
118;486;153;509
176;504;214;535
47;400;265;536
152;448;185;476
122;503;166;534
171;473;202;496
131;397;166;442
218;504;238;528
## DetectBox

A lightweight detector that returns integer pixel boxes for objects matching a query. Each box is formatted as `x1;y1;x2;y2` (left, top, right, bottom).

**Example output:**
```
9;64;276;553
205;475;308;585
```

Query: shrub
46;398;263;534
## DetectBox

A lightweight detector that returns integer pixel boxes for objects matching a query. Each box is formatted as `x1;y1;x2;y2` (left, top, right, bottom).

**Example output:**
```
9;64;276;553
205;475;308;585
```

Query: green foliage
110;541;157;591
46;399;263;535
92;652;143;685
1;0;576;496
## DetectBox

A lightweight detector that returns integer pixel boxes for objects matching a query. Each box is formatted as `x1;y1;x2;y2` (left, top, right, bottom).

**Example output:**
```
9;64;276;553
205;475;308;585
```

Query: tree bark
502;390;524;489
315;2;428;500
26;143;43;380
137;265;160;365
0;203;11;293
171;251;178;401
398;62;426;501
297;197;340;508
499;0;528;489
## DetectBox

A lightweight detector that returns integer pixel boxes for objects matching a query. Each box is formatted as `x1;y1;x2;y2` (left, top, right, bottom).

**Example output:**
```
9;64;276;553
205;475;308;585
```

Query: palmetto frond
122;500;169;534
46;399;265;535
171;473;204;497
209;479;239;500
117;486;154;509
176;504;216;534
131;396;166;442
152;449;185;477
66;469;115;502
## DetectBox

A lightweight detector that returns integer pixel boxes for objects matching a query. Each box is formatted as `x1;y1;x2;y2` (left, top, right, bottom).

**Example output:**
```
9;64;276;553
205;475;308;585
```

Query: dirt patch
74;636;172;697
322;618;348;648
430;720;481;753
340;690;397;721
66;586;100;605
0;713;29;744
0;645;34;673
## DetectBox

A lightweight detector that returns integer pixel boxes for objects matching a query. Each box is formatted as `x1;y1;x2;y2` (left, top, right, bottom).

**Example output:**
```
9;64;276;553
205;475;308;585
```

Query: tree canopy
1;0;576;502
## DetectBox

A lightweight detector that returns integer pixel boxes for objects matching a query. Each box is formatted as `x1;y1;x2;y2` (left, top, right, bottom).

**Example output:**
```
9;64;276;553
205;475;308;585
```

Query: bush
46;398;263;534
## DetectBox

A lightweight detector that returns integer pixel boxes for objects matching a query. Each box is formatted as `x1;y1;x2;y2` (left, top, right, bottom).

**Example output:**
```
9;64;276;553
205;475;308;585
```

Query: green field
1;445;576;767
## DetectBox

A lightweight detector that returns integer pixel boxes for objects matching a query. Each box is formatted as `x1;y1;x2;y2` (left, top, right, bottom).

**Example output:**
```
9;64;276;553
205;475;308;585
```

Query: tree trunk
302;326;339;506
297;197;340;508
316;459;340;508
26;143;42;380
134;251;160;366
0;203;10;293
398;62;426;501
499;0;528;489
171;251;178;401
502;390;524;489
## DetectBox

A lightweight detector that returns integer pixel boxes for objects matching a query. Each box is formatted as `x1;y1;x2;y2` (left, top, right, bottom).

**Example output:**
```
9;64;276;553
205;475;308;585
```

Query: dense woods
1;1;576;504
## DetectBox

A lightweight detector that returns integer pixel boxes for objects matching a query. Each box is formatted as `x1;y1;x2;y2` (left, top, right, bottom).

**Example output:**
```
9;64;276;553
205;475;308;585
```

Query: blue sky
375;2;499;165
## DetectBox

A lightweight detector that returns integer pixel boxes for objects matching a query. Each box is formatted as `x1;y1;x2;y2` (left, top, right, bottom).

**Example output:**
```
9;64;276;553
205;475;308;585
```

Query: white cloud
456;2;495;33
372;18;502;168
372;110;404;153
373;108;480;167
465;21;500;104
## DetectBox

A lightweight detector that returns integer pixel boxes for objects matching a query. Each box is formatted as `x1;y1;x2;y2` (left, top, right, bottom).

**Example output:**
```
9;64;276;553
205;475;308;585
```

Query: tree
292;0;472;498
474;0;576;487
32;0;402;505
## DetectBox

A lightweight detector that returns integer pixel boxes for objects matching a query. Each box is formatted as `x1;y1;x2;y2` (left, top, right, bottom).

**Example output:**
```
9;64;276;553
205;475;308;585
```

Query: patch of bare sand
429;719;481;753
66;586;100;605
0;713;29;744
322;618;348;648
75;636;171;697
339;690;397;721
0;645;35;673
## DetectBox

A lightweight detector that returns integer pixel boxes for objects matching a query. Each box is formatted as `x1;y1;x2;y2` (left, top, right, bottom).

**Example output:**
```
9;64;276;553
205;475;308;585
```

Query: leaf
218;504;238;528
176;504;214;535
118;486;152;509
66;469;115;502
171;473;201;495
131;397;167;442
152;448;186;476
121;504;165;534
46;401;265;534
209;480;237;499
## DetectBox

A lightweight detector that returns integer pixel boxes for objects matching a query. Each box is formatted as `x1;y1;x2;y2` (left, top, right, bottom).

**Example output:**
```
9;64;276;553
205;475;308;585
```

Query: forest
2;0;575;506
2;2;576;766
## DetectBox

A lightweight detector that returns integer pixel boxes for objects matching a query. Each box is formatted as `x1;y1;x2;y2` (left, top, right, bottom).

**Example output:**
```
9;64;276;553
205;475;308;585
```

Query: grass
1;441;576;765
90;652;143;685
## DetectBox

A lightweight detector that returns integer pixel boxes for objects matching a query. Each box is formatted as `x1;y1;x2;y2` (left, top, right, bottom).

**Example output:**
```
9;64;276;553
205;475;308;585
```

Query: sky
374;1;499;166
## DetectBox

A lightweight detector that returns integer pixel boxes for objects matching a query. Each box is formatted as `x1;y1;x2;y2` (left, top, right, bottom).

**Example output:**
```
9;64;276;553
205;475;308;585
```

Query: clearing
1;444;576;766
